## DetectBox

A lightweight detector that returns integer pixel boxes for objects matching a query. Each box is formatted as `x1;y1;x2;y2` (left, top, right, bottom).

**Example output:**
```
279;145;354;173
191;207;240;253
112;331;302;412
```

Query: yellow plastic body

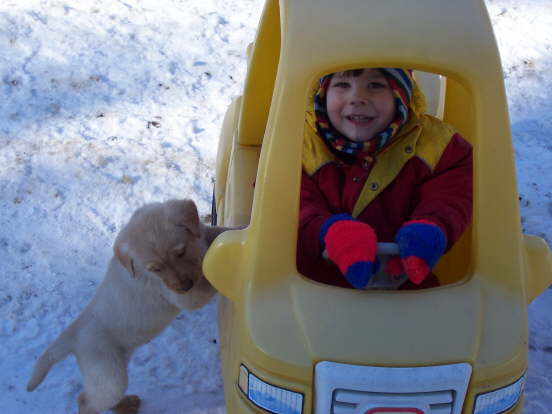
204;0;552;412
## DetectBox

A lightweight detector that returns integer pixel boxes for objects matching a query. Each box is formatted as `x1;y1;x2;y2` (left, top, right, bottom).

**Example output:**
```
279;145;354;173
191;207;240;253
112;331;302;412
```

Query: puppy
27;199;228;414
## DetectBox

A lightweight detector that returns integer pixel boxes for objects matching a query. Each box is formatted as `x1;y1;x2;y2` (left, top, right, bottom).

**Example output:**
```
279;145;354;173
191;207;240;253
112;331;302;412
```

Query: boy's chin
342;129;380;143
347;135;377;143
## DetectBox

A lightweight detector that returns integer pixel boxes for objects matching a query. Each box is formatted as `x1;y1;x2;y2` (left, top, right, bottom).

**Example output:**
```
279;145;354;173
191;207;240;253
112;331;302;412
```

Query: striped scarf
314;68;414;159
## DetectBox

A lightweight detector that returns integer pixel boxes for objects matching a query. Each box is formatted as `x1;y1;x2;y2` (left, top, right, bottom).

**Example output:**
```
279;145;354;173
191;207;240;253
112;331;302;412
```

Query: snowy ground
0;0;551;413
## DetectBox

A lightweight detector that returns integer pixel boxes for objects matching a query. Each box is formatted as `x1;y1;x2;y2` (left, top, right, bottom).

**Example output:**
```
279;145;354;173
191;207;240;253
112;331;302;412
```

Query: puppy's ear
114;242;136;278
169;199;200;238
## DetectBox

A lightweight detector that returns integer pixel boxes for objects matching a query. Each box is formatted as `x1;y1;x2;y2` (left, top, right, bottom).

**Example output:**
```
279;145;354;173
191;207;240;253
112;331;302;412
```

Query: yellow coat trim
414;114;457;170
302;109;337;175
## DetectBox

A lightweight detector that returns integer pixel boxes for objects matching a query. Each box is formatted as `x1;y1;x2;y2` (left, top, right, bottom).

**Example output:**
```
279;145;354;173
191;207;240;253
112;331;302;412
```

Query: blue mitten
386;220;447;285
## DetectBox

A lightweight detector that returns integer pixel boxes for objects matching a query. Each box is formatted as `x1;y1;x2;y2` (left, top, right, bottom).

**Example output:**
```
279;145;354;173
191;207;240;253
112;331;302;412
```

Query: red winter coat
297;112;473;289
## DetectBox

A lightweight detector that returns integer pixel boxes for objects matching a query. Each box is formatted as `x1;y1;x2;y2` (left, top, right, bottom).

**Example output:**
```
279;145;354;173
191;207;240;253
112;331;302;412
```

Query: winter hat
314;68;422;158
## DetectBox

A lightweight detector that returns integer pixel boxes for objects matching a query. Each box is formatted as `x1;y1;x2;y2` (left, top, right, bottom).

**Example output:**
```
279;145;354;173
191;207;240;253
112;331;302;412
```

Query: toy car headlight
238;364;304;414
473;374;526;414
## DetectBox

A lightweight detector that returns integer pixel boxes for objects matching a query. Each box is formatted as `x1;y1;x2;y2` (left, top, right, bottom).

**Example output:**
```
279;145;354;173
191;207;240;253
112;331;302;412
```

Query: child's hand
320;214;378;289
385;220;446;284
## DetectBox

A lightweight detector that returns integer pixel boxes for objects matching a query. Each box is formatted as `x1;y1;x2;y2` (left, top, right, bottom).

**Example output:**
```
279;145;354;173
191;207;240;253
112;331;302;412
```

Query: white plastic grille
332;389;454;413
314;362;472;414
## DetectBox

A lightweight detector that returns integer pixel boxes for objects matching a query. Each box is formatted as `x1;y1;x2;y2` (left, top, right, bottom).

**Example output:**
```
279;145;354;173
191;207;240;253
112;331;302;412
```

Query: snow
0;0;550;413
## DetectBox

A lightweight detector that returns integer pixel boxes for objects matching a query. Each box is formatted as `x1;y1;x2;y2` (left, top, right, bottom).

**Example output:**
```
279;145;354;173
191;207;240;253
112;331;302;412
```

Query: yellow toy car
203;0;552;413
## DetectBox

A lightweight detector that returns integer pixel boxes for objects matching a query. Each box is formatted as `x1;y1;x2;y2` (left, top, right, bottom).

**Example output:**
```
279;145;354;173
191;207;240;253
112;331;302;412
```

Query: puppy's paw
112;395;141;414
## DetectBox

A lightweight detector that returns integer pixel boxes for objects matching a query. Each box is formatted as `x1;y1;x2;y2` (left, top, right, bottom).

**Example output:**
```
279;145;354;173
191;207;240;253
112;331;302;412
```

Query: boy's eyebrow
331;69;386;80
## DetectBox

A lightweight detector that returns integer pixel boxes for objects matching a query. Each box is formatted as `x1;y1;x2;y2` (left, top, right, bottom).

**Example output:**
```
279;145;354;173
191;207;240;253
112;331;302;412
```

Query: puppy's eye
172;243;187;259
147;263;163;273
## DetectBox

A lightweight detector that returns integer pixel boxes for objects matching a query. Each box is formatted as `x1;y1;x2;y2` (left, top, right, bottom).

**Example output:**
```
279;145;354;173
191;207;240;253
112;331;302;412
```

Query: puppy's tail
27;327;74;392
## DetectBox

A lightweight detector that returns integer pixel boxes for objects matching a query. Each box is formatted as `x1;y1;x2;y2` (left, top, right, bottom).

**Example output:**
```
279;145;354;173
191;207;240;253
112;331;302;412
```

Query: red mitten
320;214;378;289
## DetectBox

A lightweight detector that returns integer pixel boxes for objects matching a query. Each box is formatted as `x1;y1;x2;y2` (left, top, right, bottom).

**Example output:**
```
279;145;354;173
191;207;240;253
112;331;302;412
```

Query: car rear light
473;374;525;414
238;364;304;414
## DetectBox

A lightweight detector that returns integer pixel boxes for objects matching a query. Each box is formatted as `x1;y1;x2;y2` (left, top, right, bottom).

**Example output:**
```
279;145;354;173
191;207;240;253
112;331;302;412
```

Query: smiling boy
298;68;473;290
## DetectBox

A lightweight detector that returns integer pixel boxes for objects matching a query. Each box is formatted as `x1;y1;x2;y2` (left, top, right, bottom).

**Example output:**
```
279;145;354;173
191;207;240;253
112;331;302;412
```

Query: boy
297;68;472;290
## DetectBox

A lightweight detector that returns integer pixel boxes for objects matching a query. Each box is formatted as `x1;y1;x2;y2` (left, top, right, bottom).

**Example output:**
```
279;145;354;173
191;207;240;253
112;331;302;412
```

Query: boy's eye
368;82;387;89
332;81;350;88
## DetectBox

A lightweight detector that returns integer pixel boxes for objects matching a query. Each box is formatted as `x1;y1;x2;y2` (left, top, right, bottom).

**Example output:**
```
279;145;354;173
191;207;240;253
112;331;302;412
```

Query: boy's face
326;69;396;142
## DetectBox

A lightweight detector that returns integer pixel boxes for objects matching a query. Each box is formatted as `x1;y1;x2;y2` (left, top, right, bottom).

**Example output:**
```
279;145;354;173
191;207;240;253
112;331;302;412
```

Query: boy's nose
349;87;369;105
349;97;366;105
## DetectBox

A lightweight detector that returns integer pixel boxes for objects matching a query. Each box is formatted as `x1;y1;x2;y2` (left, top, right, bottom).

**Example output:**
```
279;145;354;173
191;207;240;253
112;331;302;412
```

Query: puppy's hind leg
78;389;141;414
76;342;131;414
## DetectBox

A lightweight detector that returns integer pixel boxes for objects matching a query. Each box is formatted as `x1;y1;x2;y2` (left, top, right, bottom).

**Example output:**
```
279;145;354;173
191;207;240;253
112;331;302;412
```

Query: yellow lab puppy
27;199;227;414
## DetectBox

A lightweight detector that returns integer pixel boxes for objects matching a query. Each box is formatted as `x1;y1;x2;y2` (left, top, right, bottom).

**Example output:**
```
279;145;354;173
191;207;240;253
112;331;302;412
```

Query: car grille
332;389;455;413
314;362;472;414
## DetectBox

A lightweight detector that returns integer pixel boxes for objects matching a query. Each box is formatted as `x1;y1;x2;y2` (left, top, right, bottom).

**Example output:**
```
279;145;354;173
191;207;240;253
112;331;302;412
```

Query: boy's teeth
348;115;371;121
